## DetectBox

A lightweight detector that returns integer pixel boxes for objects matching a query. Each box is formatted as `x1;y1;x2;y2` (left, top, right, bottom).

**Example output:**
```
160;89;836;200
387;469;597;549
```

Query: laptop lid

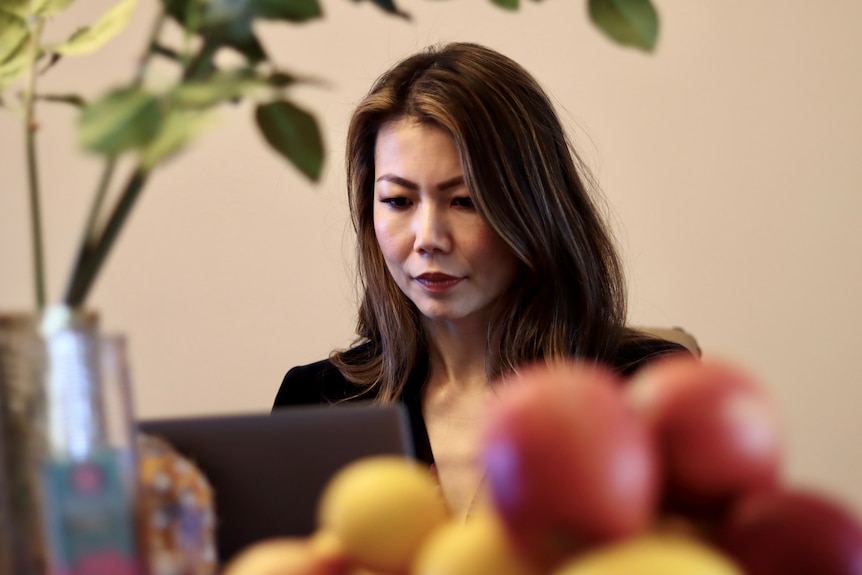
137;402;414;564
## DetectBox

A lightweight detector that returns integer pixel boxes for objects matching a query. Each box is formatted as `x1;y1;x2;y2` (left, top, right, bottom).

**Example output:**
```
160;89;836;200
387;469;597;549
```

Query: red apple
626;355;782;517
481;360;659;564
715;487;862;575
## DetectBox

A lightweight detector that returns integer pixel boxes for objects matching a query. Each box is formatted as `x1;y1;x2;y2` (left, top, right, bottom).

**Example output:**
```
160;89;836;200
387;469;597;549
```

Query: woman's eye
380;197;411;209
452;196;475;209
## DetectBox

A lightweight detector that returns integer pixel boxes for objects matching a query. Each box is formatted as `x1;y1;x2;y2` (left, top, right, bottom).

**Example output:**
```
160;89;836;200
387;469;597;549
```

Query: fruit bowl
223;356;862;575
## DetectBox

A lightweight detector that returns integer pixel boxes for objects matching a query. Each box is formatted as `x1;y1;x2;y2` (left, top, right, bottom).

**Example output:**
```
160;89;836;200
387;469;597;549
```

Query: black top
272;337;687;465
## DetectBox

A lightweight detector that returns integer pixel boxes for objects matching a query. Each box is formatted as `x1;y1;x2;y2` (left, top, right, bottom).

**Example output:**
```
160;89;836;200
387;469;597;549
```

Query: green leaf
0;10;28;63
254;0;322;22
490;0;518;11
0;0;31;17
359;0;409;19
0;50;27;92
588;0;659;52
0;12;29;93
161;0;272;64
1;0;32;16
1;0;76;17
35;0;75;16
139;109;215;170
172;69;264;107
78;87;164;154
53;0;138;56
255;100;323;181
201;0;251;28
209;26;268;64
0;0;22;16
160;0;201;33
200;0;323;25
266;71;296;88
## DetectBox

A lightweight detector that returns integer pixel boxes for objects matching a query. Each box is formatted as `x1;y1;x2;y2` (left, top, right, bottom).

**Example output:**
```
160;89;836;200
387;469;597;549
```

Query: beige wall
2;0;860;512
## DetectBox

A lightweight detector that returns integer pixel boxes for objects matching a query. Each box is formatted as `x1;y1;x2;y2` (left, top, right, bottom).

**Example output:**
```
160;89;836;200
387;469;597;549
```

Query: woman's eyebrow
437;176;465;191
376;174;418;190
375;174;465;191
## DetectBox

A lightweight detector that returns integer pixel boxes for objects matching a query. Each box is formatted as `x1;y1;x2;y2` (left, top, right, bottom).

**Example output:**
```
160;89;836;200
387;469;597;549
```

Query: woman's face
373;118;520;329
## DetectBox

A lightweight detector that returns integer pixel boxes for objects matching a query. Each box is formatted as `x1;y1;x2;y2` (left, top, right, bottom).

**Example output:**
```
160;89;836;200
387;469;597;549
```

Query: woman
273;42;685;517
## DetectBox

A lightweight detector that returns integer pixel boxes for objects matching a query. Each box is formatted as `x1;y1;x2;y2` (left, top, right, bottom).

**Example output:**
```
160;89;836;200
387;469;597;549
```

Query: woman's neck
423;318;490;390
421;330;494;519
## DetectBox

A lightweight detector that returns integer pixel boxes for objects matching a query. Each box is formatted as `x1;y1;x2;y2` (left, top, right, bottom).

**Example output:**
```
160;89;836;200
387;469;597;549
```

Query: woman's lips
415;273;463;293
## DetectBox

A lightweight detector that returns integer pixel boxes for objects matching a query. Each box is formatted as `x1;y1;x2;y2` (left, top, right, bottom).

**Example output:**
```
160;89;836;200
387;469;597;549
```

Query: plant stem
62;9;167;307
62;156;117;305
23;18;46;310
133;9;165;87
62;30;217;307
63;168;149;307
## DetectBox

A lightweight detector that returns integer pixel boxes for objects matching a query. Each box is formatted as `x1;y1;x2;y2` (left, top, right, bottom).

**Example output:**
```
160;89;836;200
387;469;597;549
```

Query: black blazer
272;337;687;465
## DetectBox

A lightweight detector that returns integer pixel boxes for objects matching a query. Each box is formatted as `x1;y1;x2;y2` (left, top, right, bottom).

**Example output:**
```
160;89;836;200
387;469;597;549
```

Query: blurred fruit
412;512;539;575
552;532;742;575
481;360;658;563
716;487;862;575
222;534;350;575
627;355;782;516
316;455;449;573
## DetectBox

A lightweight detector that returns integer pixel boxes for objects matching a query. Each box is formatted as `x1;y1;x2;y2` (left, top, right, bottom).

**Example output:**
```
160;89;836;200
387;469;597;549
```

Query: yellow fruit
412;512;539;575
552;532;742;575
221;535;349;575
317;456;449;573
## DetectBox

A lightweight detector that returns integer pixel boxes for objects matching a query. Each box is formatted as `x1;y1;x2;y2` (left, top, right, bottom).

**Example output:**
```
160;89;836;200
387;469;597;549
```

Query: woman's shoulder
272;346;376;409
612;329;693;378
273;357;343;406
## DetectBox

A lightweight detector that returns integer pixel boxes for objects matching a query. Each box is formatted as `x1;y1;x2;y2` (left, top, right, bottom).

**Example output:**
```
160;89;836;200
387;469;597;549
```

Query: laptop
137;402;415;564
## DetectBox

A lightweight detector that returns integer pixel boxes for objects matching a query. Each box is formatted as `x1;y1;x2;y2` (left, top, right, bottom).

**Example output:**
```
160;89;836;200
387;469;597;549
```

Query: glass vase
0;312;49;575
0;307;145;575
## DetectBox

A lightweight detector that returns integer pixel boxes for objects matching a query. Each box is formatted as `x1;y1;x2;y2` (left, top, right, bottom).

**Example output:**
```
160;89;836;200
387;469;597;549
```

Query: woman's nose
413;205;451;254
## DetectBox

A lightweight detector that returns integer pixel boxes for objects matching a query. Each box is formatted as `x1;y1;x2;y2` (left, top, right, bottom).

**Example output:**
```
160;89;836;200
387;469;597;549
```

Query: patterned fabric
137;433;218;575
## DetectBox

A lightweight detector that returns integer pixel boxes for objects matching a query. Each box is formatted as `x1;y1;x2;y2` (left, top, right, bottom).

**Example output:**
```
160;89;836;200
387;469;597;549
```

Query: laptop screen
137;402;415;565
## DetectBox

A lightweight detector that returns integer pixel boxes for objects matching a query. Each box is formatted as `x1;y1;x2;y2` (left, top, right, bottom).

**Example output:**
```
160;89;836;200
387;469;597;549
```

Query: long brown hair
332;42;628;401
